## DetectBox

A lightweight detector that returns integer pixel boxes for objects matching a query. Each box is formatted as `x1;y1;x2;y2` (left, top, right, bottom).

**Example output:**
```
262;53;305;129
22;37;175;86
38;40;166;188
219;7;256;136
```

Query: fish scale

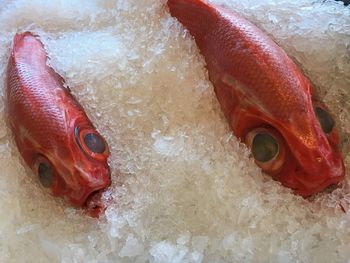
207;10;309;120
8;61;67;150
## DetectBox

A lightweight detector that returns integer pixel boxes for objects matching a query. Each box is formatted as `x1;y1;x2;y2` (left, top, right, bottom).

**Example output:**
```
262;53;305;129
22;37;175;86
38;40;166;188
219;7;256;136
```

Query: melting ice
0;0;349;262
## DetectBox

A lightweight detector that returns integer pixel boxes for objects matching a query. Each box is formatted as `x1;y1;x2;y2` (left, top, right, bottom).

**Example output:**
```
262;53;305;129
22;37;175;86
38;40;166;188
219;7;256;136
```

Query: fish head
32;115;111;216
241;98;345;197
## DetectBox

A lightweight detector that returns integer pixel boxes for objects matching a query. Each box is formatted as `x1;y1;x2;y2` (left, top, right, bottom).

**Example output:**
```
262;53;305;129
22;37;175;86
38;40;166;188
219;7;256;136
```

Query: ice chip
119;234;144;258
0;0;350;262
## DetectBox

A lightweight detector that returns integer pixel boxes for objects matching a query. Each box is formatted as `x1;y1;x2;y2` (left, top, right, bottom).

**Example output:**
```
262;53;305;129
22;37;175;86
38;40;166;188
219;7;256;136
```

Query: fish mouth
78;168;112;218
84;190;107;218
294;177;344;197
291;164;345;197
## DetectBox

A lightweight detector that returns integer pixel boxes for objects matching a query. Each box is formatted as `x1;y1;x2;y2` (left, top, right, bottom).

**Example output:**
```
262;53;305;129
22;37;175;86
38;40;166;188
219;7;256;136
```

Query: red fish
168;0;345;196
6;32;111;217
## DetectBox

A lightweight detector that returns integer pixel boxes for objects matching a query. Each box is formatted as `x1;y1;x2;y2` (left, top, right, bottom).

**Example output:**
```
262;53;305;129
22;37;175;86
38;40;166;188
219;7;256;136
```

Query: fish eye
83;133;106;154
315;107;334;134
38;162;53;188
75;126;108;157
245;128;285;173
252;133;279;162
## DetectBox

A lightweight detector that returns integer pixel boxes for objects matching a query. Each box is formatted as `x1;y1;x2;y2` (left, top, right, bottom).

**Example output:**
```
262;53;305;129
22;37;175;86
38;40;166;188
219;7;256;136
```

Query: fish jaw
62;164;111;217
6;32;111;216
167;0;345;195
50;146;111;208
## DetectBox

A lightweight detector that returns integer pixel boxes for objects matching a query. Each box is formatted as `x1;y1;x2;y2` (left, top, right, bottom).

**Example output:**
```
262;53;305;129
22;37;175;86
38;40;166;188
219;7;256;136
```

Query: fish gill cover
0;0;349;262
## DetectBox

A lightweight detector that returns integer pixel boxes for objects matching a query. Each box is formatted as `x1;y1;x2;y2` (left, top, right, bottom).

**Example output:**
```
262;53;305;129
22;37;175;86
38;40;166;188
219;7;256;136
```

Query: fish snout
289;152;345;197
64;165;111;210
83;166;111;218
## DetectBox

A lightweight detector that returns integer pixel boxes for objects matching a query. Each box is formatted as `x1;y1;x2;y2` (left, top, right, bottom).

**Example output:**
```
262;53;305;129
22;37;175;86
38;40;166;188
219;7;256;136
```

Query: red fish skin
168;0;345;196
6;32;111;216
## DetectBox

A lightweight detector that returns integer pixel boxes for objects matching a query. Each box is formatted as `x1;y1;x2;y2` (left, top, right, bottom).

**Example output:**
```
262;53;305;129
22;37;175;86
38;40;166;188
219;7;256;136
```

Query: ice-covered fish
6;32;111;217
168;0;345;196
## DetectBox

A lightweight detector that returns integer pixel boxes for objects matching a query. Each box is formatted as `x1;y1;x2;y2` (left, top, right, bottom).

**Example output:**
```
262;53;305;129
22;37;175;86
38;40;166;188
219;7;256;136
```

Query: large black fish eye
38;162;53;188
83;133;106;154
252;133;279;163
75;127;107;156
315;107;334;134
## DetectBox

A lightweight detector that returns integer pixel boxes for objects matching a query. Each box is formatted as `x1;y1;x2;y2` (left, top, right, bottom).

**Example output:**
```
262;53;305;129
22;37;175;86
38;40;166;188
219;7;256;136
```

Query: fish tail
11;32;47;69
12;32;37;51
167;0;217;42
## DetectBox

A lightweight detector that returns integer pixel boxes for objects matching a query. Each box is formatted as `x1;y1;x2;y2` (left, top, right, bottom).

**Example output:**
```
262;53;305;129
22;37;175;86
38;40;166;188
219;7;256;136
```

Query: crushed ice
0;0;349;262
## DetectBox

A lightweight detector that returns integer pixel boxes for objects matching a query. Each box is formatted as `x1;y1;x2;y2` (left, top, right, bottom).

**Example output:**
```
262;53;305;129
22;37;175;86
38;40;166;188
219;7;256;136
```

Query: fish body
168;0;345;196
6;32;111;216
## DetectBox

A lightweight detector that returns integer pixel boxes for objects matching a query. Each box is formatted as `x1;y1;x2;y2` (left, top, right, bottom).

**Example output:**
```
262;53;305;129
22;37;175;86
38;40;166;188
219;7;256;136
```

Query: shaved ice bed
0;0;349;262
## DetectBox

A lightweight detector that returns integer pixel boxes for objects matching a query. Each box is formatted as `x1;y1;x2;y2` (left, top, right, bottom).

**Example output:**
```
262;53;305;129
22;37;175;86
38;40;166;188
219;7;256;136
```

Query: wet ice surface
0;0;349;262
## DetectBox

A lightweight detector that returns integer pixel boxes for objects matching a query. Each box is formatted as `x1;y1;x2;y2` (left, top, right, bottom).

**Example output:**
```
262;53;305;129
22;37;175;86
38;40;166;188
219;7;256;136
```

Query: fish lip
291;168;345;197
294;178;344;197
83;189;106;217
82;183;111;218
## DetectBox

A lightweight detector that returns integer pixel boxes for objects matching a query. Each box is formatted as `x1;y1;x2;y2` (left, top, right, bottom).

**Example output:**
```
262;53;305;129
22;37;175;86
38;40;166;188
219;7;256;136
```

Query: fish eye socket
38;162;53;188
75;126;108;156
83;133;106;154
245;128;285;173
252;133;279;163
315;107;334;134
